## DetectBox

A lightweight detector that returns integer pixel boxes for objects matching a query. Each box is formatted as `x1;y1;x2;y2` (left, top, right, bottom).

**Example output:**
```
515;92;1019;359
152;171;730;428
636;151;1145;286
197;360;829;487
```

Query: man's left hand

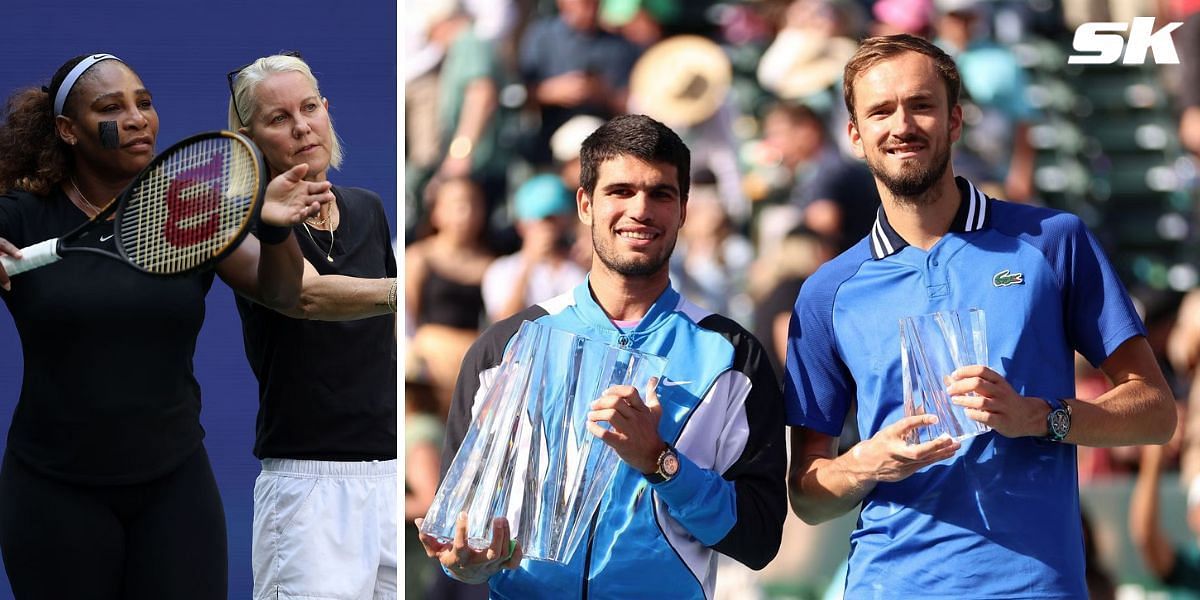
587;377;664;474
947;366;1047;438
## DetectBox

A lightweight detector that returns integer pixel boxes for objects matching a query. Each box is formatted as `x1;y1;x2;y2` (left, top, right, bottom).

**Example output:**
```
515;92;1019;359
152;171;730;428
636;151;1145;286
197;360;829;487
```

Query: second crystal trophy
420;320;667;564
900;308;990;445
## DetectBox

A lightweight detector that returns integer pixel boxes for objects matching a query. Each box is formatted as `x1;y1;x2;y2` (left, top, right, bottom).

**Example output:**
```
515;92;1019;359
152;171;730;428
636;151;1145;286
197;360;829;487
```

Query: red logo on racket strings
164;152;224;248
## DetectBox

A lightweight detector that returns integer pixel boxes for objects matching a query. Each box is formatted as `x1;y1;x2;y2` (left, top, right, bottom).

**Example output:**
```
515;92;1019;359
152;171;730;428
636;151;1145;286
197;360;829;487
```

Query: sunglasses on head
226;50;304;126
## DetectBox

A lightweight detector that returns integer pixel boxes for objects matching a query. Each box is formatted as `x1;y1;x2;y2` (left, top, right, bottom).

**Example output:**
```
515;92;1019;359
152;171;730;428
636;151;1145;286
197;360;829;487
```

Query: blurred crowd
404;0;1200;597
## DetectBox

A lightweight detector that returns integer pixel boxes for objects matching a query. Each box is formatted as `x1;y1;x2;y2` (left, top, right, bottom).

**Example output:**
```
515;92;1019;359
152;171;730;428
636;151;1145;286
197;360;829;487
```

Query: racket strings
119;136;260;274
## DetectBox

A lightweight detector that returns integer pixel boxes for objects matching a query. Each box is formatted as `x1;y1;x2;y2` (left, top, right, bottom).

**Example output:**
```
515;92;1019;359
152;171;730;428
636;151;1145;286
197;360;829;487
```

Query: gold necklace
68;177;103;217
301;222;335;263
306;204;334;227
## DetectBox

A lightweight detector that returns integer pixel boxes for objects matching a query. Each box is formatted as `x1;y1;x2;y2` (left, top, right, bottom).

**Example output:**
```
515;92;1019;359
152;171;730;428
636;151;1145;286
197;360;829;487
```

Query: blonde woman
227;52;397;600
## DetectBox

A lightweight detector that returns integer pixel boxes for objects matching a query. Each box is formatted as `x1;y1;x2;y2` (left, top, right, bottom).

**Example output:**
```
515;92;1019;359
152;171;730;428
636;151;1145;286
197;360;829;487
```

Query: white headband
53;54;123;116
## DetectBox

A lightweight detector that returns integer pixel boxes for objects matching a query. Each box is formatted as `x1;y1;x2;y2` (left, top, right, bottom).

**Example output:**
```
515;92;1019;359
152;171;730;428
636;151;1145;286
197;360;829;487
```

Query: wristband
387;278;398;313
257;223;293;245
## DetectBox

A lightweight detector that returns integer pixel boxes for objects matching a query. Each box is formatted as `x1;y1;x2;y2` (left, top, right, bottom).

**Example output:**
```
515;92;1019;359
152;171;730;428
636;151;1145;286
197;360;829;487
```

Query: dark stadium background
0;1;397;596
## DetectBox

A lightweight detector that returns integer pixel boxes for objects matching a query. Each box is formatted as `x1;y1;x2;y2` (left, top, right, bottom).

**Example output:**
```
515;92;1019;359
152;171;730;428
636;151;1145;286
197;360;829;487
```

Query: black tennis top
236;186;397;461
417;266;484;330
0;188;213;484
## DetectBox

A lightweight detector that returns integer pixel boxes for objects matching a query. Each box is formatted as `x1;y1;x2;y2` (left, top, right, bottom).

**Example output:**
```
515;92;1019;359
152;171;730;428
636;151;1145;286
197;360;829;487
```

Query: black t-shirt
236;186;397;461
0;189;213;484
800;150;880;252
752;276;806;380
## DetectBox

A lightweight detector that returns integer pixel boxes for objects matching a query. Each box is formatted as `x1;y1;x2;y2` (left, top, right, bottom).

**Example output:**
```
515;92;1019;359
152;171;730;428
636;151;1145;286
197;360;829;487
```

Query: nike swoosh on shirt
99;234;114;242
659;379;692;387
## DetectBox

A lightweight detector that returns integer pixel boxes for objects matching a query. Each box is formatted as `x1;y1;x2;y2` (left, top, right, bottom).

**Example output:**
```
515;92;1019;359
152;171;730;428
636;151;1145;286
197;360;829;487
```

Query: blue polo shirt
784;177;1144;599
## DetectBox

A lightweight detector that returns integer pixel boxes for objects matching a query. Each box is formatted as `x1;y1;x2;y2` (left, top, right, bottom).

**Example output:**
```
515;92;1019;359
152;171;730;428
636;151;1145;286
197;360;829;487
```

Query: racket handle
0;239;61;276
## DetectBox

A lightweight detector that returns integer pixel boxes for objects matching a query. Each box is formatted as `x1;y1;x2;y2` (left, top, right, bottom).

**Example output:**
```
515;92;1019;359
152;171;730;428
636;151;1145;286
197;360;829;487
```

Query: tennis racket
0;130;266;277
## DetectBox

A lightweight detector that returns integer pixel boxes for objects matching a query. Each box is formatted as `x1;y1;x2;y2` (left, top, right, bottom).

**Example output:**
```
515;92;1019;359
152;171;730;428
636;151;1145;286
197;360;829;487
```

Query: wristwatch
644;445;679;484
1046;398;1072;442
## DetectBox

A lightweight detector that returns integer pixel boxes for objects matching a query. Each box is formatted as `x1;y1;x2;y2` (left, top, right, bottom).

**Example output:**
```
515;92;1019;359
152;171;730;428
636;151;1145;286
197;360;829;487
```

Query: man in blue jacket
418;114;787;598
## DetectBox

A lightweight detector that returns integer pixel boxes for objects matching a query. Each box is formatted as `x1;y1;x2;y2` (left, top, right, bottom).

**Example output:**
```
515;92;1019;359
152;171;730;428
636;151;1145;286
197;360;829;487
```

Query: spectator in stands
628;34;749;225
757;0;862;104
482;174;586;322
669;172;754;324
429;2;507;211
1169;290;1200;485
934;0;1038;202
759;101;880;252
518;0;640;165
749;225;837;378
1130;440;1200;591
407;177;494;412
600;0;673;49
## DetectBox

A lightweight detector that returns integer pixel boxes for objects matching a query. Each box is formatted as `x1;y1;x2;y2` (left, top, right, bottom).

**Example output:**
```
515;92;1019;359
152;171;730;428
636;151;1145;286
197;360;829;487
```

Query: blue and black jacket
442;279;787;599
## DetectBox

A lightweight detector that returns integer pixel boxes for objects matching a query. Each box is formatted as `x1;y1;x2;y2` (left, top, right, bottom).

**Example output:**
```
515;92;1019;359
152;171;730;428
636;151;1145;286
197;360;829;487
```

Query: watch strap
644;470;667;484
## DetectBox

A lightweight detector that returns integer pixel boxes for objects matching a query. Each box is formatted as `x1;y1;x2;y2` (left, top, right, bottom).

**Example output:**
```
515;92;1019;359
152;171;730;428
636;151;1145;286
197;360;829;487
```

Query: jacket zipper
583;331;624;597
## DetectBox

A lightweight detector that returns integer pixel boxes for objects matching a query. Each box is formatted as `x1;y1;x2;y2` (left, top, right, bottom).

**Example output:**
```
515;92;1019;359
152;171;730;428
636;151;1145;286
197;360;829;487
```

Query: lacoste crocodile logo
992;269;1024;287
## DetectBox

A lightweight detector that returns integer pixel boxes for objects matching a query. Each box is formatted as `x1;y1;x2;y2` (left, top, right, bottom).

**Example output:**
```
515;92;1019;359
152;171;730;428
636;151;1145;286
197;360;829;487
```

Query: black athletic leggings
0;446;227;599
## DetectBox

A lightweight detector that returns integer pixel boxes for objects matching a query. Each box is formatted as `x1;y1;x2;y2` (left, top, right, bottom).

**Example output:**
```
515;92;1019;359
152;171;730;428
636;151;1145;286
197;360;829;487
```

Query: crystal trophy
420;320;667;564
900;308;990;445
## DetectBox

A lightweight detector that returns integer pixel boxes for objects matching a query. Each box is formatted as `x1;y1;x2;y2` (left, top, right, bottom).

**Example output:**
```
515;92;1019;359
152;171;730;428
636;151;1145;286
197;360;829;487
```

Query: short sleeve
782;276;854;434
1060;215;1146;366
453;31;496;84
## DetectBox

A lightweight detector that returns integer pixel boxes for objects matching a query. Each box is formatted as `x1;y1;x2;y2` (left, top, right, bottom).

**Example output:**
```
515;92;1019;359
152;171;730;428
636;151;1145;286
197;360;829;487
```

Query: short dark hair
579;114;690;201
765;101;827;139
843;34;961;123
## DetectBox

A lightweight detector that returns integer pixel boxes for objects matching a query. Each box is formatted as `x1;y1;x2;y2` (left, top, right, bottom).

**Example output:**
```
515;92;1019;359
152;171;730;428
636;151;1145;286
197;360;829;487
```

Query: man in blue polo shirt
784;34;1177;598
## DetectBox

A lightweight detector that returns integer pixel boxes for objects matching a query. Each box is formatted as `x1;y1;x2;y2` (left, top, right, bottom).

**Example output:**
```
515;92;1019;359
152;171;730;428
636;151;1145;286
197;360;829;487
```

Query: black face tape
99;121;118;149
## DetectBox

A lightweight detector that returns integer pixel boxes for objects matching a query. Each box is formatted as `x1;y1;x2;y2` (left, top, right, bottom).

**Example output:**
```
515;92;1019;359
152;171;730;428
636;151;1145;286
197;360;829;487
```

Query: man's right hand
848;415;961;484
415;513;522;584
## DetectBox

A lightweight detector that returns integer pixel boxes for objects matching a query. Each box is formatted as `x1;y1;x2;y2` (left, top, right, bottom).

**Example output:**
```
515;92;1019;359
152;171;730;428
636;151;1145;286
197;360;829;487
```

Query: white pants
252;459;398;600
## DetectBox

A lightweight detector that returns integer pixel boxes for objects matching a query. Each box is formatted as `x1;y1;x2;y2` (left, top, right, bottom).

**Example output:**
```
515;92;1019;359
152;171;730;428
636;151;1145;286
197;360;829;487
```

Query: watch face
662;452;680;477
1050;409;1071;438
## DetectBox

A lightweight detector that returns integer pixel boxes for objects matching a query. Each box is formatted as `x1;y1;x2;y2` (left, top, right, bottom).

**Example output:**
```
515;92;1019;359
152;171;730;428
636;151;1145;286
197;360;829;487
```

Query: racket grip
0;239;61;276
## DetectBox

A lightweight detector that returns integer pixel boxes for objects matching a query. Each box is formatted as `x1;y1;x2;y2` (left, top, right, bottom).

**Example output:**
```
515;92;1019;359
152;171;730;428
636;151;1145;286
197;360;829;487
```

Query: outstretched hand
587;378;665;474
415;513;522;585
260;163;335;226
848;415;961;484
